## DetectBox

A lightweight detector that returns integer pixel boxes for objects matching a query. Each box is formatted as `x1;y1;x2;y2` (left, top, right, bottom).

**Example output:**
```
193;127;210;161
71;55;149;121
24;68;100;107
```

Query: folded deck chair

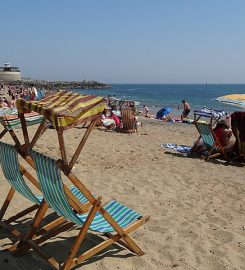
194;121;227;160
231;111;245;161
0;142;90;248
19;150;149;270
121;108;137;134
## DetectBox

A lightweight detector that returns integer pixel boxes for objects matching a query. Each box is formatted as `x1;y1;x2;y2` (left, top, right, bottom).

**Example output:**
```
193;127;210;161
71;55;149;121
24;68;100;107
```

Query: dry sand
0;117;245;270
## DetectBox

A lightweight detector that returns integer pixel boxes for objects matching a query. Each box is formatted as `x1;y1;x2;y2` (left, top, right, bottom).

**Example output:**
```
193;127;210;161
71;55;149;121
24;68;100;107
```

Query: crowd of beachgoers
0;83;45;108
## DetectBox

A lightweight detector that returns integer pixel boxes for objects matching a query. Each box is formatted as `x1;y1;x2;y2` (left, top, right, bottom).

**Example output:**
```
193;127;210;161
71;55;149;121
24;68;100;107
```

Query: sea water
74;84;245;117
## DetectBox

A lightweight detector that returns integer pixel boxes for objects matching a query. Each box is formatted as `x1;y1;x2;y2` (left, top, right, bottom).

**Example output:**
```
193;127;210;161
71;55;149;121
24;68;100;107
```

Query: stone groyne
4;80;111;91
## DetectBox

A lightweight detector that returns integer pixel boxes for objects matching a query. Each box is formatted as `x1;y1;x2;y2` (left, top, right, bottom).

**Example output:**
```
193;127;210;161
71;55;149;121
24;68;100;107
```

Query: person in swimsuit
179;100;190;120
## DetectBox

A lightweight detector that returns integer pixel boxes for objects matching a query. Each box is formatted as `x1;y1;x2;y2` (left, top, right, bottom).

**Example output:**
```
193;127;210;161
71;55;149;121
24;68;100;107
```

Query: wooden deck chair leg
57;131;68;167
30;118;48;150
62;200;101;270
34;221;74;247
0;187;38;225
68;119;97;173
0;187;15;220
9;130;21;148
37;216;66;234
72;216;150;268
0;220;22;239
98;207;144;256
19;112;30;146
6;204;39;224
0;128;7;139
11;200;49;255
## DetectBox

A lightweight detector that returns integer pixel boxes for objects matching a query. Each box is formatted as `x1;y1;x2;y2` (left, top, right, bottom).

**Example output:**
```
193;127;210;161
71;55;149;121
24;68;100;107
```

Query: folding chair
0;107;45;147
121;108;137;134
194;121;227;160
18;150;149;270
231;111;245;161
0;142;42;241
0;142;91;250
12;91;149;269
193;107;227;127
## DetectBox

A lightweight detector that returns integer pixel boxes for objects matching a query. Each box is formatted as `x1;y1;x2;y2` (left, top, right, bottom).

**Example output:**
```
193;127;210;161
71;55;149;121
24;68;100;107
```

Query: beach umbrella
156;107;172;119
215;94;245;108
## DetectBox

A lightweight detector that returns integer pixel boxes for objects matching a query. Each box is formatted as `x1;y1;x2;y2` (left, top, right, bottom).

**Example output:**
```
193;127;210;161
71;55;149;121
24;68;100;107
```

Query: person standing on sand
178;100;190;120
143;105;150;117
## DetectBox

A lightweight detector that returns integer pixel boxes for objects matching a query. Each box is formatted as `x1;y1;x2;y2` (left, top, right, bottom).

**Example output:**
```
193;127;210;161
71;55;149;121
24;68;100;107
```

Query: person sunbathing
213;120;235;153
101;108;116;130
191;120;235;156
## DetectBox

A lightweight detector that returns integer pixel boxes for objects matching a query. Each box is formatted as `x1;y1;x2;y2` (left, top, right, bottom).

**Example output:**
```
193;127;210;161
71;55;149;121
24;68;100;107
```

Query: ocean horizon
74;84;245;117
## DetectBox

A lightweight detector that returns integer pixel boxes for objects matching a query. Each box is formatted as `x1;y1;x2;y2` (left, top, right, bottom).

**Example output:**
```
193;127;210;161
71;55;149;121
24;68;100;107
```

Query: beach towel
161;143;191;153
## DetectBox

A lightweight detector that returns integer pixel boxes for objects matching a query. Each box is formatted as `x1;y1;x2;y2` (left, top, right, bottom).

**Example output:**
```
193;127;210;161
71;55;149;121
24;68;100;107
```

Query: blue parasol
156;107;172;119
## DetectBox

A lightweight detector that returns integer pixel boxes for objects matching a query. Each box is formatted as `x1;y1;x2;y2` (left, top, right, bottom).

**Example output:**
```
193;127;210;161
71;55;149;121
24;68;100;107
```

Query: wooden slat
68;119;97;172
72;216;150;268
0;187;15;220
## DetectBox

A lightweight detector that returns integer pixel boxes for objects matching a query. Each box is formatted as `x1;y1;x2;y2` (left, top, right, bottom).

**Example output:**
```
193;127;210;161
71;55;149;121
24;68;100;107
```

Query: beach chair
0;142;91;250
194;121;227;160
17;150;149;270
0;108;45;147
121;108;137;134
0;142;42;241
231;111;245;161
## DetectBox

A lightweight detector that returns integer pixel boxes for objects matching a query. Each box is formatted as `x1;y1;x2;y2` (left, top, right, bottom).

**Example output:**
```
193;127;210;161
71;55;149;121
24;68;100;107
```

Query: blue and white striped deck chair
0;142;42;240
27;150;149;270
0;142;91;246
195;121;227;160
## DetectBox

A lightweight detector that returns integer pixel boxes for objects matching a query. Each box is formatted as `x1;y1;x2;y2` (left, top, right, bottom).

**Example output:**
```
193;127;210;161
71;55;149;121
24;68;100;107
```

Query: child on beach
143;105;150;117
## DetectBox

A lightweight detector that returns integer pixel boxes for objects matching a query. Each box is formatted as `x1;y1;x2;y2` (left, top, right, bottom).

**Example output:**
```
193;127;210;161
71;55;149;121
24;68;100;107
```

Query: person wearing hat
213;120;235;153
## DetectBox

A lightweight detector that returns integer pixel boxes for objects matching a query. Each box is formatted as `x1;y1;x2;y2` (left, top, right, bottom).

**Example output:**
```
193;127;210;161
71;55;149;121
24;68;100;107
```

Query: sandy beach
0;116;245;270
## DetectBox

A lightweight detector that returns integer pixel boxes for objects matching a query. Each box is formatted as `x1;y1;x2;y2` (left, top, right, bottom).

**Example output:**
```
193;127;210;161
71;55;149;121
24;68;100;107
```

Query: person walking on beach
178;100;190;120
143;105;150;118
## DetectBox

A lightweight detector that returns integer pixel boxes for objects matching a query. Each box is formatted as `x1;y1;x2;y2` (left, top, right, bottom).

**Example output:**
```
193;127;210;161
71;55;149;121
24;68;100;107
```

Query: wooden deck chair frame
13;93;149;269
1;92;106;251
194;121;227;160
0;111;47;149
121;108;138;134
19;112;98;175
13;150;149;270
0;143;92;252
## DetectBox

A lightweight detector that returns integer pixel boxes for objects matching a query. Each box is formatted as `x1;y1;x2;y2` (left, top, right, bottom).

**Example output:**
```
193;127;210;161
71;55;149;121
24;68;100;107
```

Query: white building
0;63;21;81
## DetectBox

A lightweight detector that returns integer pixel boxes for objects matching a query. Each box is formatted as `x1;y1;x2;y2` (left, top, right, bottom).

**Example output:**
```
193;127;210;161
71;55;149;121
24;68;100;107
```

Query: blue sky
1;0;245;83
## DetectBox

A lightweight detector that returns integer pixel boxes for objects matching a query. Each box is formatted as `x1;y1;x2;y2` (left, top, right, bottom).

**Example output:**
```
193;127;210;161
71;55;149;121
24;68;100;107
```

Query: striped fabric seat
194;121;227;160
31;150;142;233
17;91;106;131
0;142;89;206
0;142;41;204
195;122;215;150
78;200;142;233
0;107;43;131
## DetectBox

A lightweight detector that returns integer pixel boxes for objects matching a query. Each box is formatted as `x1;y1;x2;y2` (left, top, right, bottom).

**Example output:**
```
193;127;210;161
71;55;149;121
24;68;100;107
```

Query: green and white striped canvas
31;150;142;233
0;142;41;204
195;122;215;150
